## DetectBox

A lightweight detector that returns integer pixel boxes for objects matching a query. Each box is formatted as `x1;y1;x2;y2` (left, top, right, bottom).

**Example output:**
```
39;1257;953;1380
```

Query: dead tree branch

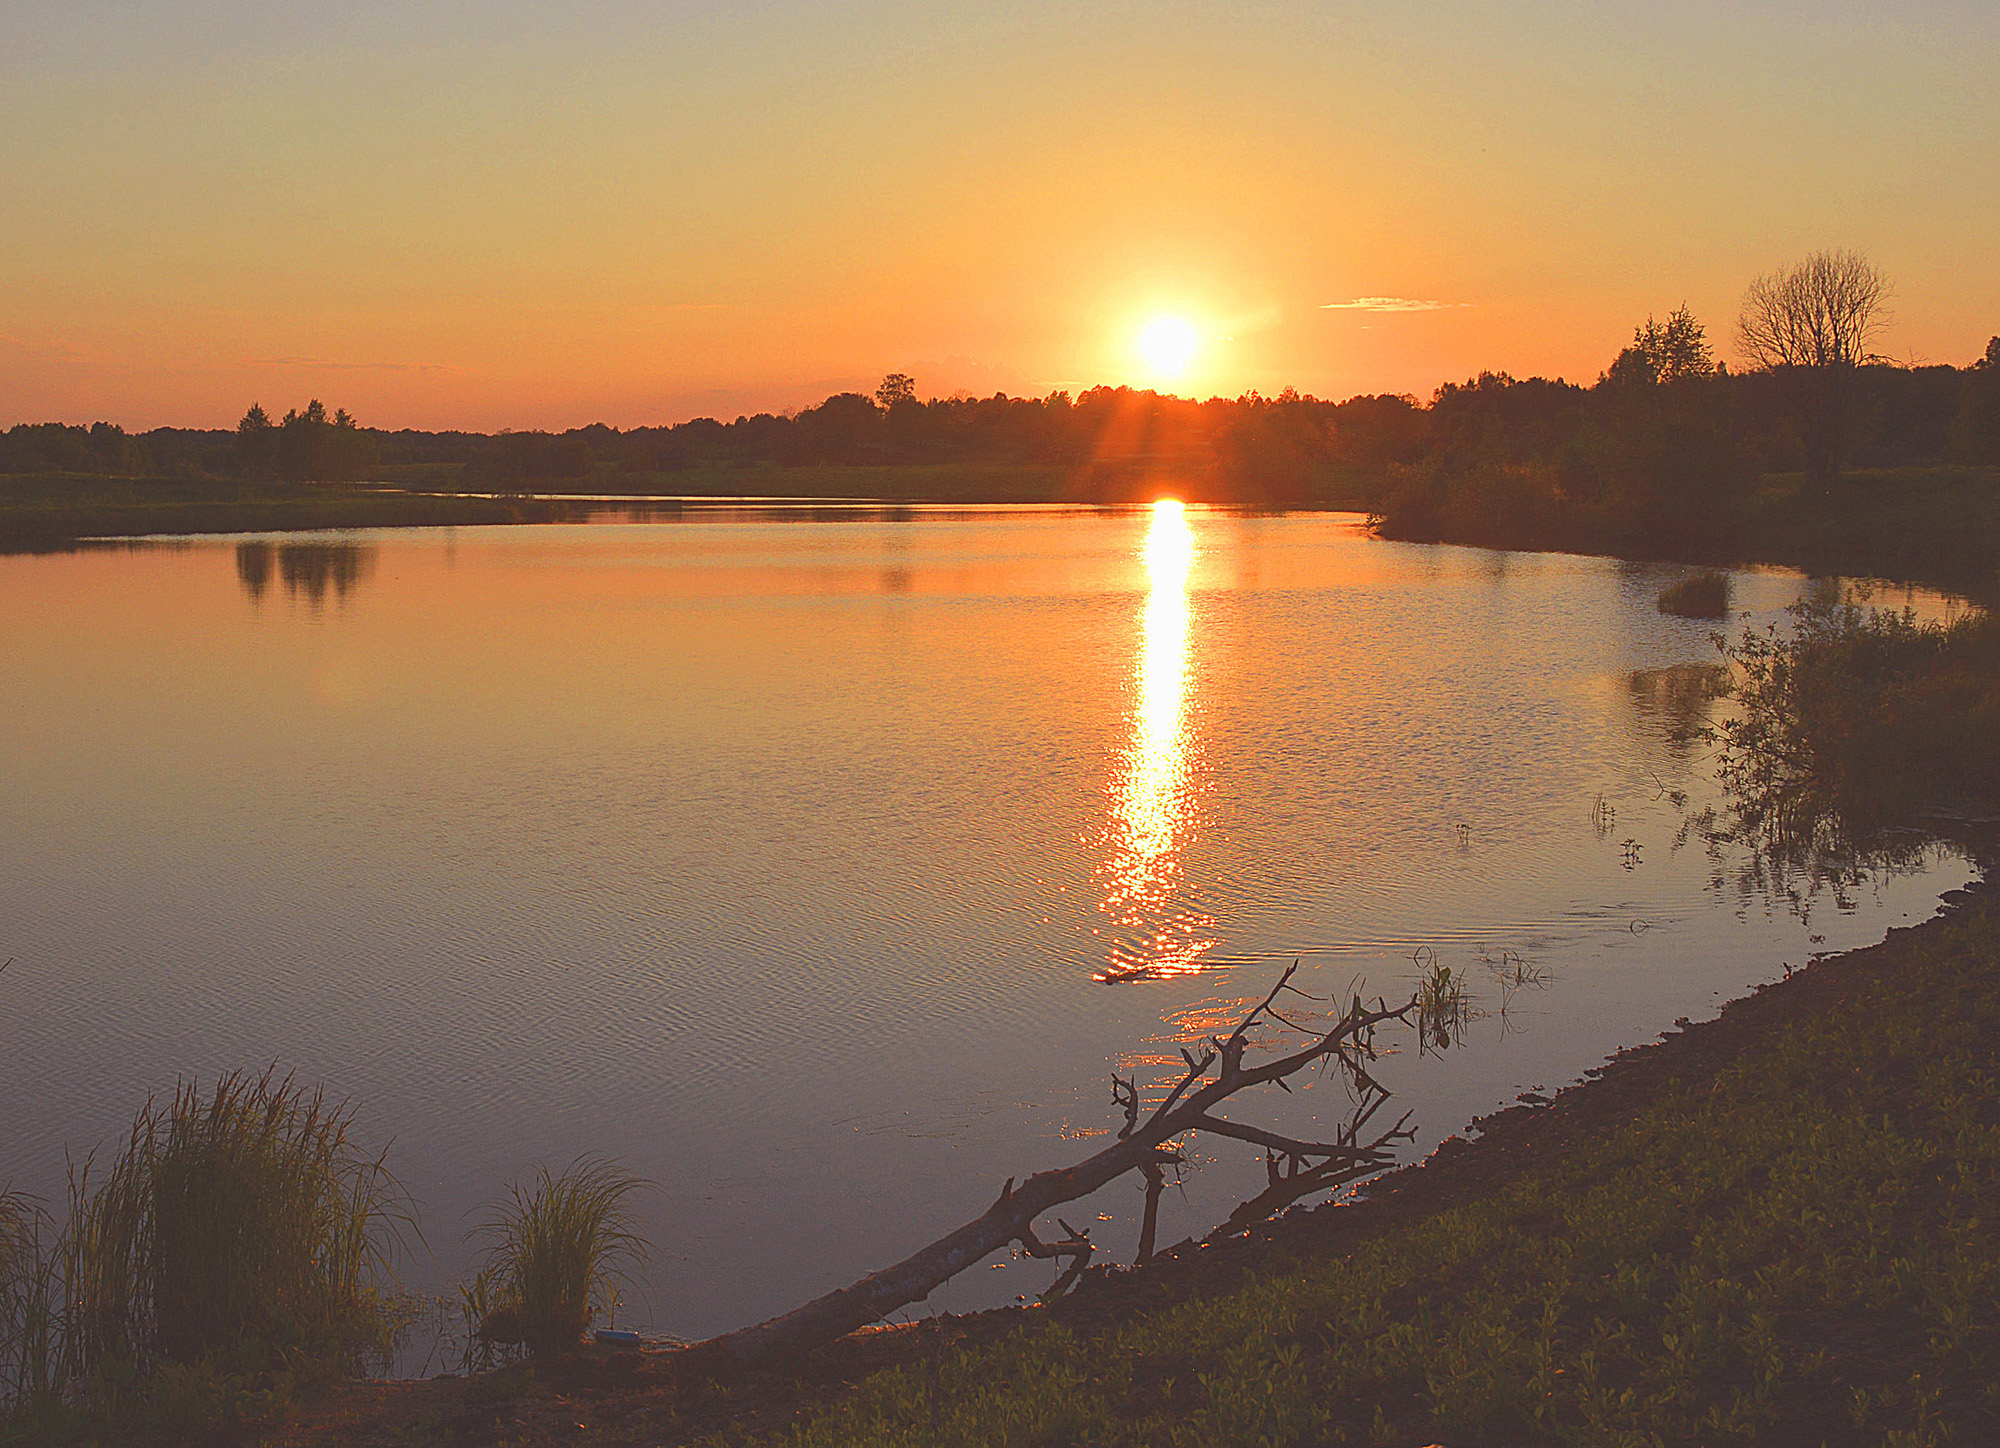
697;963;1440;1372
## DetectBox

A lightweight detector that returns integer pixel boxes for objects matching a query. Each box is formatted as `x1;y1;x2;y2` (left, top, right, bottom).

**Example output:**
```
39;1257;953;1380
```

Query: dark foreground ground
270;865;2000;1448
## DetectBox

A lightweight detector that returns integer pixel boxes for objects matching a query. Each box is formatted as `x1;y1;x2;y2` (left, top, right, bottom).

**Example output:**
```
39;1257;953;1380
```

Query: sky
3;0;1997;431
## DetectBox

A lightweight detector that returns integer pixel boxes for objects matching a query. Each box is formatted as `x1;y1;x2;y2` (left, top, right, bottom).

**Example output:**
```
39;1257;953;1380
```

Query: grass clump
68;1067;407;1379
1;1069;408;1442
1657;569;1732;617
470;1159;648;1359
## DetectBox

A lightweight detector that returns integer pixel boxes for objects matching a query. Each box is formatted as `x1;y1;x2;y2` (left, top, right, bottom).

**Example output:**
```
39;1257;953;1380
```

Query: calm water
0;506;1974;1341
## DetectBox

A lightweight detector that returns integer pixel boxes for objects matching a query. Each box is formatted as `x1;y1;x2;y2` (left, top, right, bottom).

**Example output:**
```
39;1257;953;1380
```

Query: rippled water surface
0;506;1974;1338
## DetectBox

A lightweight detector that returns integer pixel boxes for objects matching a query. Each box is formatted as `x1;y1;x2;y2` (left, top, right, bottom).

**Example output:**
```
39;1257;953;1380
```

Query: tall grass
1;1069;408;1437
0;1190;59;1423
470;1159;648;1358
1656;569;1731;617
75;1068;407;1376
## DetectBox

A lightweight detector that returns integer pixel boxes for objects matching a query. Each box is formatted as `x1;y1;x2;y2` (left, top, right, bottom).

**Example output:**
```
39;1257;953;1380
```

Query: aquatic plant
470;1159;649;1358
1412;946;1473;1054
1718;584;2000;830
1656;569;1731;617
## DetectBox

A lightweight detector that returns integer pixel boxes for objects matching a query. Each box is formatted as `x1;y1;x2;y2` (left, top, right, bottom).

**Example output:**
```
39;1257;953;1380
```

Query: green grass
1658;570;1732;618
0;1191;57;1423
731;901;2000;1448
470;1159;649;1359
551;462;1082;503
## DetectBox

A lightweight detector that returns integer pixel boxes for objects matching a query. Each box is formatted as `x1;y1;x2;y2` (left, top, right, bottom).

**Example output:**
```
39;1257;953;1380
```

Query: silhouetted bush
1720;586;2000;829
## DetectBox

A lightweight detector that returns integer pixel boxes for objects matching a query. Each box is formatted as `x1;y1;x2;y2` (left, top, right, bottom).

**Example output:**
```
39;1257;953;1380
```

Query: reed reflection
1096;500;1217;981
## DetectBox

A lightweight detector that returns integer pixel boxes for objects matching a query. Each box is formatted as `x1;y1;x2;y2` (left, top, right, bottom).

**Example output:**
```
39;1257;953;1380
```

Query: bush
470;1160;648;1358
1657;570;1731;618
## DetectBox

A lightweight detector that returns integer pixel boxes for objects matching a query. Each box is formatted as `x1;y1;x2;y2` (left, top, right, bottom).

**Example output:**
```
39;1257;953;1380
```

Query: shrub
1657;570;1731;617
1719;585;2000;828
470;1160;648;1358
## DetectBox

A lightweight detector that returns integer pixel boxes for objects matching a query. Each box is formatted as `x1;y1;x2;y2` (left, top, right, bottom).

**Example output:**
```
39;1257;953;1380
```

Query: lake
0;504;1974;1343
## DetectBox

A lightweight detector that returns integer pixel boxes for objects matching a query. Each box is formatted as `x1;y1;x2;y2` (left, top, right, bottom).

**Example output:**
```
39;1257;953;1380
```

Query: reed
0;1189;59;1424
1656;570;1731;618
471;1160;648;1357
64;1067;408;1382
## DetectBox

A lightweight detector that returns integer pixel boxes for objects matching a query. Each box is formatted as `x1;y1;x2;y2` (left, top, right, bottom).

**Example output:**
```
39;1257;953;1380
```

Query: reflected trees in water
235;541;377;607
1678;583;1995;921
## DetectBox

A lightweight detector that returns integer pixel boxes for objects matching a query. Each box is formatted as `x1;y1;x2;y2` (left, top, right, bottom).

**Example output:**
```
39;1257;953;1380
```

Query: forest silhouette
8;333;1993;504
6;280;1998;578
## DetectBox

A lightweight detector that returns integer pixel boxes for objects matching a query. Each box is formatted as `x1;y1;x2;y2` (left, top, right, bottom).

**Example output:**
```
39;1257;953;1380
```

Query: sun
1137;316;1200;380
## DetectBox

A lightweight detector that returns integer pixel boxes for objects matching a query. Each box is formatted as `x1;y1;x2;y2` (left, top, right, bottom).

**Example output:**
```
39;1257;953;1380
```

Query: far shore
5;464;1997;604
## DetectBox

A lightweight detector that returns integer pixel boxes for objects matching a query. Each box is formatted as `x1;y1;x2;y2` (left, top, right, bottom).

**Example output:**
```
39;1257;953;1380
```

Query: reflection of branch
699;964;1443;1372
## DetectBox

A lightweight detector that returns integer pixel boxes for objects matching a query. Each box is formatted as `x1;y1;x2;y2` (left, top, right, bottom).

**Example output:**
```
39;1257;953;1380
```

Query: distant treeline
5;328;1996;522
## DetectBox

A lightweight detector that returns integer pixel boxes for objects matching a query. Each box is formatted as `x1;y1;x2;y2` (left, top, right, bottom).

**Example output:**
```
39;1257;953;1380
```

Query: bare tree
694;966;1456;1372
1736;250;1892;491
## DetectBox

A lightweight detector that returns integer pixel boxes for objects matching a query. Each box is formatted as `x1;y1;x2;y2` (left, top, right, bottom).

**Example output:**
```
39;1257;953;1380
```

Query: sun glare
1137;317;1199;380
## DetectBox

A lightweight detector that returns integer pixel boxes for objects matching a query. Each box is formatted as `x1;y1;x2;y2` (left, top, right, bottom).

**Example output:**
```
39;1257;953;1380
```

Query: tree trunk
699;1137;1166;1371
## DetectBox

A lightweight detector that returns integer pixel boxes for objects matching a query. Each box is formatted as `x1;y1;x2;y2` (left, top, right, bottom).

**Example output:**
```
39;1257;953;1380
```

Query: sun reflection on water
1096;499;1218;981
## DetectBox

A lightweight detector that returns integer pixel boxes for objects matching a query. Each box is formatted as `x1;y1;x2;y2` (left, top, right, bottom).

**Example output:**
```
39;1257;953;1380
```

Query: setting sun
1137;317;1200;380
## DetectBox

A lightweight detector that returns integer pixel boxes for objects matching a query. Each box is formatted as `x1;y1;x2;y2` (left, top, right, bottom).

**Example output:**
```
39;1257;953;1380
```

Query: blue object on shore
594;1328;642;1348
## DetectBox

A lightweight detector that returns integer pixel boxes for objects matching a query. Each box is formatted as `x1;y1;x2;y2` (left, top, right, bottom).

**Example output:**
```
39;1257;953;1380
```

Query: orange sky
4;1;1997;431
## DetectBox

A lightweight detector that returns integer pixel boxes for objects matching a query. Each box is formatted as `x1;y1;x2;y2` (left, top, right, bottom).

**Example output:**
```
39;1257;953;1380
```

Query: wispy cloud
251;357;453;373
1319;297;1466;312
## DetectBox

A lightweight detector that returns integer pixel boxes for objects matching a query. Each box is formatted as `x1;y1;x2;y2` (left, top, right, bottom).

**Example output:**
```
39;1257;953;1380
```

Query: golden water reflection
1096;500;1218;981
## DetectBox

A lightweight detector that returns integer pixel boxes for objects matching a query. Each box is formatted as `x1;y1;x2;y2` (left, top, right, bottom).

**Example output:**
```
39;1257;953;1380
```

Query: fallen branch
698;964;1442;1372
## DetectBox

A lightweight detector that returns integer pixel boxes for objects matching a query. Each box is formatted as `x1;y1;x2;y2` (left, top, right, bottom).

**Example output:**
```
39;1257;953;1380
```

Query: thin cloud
1319;297;1467;312
252;357;453;373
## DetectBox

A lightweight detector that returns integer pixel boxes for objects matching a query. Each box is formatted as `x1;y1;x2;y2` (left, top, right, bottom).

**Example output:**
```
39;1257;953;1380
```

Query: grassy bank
0;463;1355;555
744;881;1998;1447
0;474;588;553
417;461;1086;504
1375;464;2000;599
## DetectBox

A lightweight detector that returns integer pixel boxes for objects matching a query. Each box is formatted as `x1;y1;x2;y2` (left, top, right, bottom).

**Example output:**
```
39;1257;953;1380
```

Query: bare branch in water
695;962;1463;1373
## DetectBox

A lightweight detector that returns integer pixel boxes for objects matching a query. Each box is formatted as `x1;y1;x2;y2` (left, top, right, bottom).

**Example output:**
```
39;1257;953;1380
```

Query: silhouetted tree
236;403;276;477
1606;306;1716;387
485;430;594;484
874;373;917;410
1946;337;2000;465
1737;250;1892;491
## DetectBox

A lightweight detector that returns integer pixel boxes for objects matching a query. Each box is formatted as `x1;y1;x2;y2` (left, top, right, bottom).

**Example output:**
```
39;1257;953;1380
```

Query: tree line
4;252;1996;518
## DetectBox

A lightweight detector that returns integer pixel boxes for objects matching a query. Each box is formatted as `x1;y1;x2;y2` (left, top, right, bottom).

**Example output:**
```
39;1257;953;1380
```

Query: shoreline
280;859;1998;1447
7;475;1992;609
